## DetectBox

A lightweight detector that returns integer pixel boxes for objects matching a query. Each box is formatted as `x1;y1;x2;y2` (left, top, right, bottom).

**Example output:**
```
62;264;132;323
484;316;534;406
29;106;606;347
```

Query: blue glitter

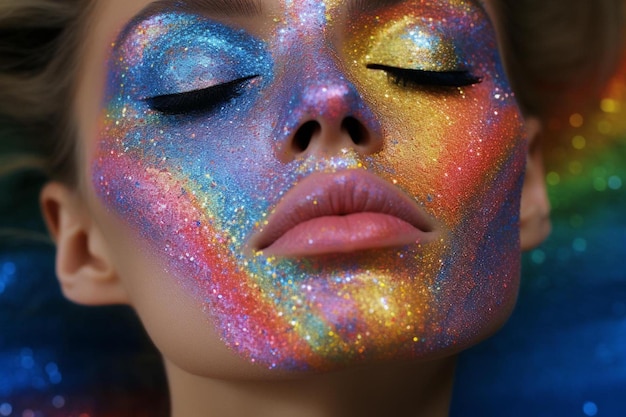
20;351;34;369
119;13;272;99
51;395;65;409
1;262;15;276
530;249;546;264
608;175;622;189
0;403;11;417
583;401;598;416
572;237;587;252
45;362;62;384
0;262;15;295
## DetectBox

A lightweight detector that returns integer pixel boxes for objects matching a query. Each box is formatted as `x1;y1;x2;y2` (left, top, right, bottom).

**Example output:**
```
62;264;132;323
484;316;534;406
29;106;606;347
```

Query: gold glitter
570;215;584;228
365;17;460;71
572;135;586;150
569;113;584;128
569;161;583;175
600;98;620;113
547;172;561;186
598;120;613;134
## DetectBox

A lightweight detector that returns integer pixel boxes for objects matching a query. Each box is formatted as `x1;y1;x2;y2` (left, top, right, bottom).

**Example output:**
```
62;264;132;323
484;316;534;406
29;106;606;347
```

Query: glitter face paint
93;0;527;370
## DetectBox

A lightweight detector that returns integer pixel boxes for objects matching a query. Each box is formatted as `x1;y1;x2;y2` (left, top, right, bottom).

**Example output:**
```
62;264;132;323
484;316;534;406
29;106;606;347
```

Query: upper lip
248;170;437;253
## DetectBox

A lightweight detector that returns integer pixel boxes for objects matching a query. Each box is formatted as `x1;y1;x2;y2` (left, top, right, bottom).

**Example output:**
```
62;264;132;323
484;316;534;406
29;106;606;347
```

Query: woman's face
77;0;527;375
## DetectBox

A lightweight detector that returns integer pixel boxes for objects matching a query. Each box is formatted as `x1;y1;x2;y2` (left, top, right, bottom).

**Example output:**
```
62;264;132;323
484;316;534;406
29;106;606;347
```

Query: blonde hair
0;0;93;184
0;0;624;183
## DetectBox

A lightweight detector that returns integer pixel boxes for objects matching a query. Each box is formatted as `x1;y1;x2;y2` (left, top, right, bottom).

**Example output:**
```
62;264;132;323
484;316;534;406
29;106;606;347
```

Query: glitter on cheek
95;158;324;369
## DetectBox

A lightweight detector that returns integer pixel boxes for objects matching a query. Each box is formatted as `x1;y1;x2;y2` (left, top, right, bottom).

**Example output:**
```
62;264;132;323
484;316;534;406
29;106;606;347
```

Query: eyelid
143;75;258;115
366;64;482;87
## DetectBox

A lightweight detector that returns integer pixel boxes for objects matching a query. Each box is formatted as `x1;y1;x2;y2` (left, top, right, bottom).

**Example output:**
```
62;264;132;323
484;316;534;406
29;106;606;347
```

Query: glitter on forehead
93;0;526;371
274;0;328;53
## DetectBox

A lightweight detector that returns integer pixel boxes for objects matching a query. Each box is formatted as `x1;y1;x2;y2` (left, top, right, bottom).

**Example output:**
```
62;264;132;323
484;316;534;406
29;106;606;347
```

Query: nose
276;74;383;162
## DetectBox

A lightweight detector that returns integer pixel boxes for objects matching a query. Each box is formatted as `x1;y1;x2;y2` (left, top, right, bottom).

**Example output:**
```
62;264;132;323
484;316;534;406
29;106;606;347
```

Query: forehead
88;0;497;53
127;0;491;23
110;0;495;52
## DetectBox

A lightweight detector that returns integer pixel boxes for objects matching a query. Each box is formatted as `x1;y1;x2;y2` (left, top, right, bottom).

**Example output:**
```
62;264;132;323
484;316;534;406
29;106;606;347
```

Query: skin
41;0;551;415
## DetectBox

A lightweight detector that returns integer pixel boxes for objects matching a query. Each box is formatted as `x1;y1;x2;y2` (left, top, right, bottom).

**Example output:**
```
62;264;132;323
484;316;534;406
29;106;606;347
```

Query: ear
520;117;551;250
40;182;130;305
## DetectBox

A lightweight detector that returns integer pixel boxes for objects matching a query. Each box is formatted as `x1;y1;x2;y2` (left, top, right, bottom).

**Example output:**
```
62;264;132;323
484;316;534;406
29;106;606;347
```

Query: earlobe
520;117;551;250
40;182;130;305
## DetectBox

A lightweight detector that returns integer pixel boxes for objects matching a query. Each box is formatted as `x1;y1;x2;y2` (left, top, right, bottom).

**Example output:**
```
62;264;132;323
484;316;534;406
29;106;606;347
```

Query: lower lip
260;212;426;257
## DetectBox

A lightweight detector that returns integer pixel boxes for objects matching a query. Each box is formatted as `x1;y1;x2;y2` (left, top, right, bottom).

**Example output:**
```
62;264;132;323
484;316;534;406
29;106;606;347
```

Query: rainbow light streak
93;0;527;370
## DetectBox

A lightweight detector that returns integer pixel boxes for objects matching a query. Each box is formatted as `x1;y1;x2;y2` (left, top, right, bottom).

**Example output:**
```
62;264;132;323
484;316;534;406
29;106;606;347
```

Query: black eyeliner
366;64;482;88
144;74;258;115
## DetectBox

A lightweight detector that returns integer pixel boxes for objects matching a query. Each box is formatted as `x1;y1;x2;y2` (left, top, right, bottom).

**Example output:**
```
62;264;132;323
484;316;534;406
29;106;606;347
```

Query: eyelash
143;63;478;115
144;75;258;115
366;64;482;88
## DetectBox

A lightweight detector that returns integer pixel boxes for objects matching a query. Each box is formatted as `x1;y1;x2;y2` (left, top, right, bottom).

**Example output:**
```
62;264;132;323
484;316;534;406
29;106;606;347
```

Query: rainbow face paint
93;0;527;371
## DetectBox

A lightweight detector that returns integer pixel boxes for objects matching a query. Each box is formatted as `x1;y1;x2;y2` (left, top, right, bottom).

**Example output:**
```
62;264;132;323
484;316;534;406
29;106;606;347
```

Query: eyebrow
138;0;264;19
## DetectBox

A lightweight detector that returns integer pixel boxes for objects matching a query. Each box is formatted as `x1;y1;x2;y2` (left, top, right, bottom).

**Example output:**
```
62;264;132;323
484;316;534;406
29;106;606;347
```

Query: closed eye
143;75;258;115
366;64;481;88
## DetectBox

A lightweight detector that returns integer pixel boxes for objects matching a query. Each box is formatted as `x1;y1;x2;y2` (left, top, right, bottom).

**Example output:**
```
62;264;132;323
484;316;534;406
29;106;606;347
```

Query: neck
166;356;457;417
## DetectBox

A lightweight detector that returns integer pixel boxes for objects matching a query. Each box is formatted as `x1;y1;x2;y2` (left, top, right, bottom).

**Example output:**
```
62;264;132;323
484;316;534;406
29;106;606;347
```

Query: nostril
342;116;368;146
293;120;320;153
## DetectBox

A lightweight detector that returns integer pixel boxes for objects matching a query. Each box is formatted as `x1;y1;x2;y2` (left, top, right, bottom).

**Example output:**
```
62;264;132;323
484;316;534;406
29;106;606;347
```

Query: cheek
342;1;528;224
90;201;297;379
375;84;526;223
342;61;527;227
93;151;327;369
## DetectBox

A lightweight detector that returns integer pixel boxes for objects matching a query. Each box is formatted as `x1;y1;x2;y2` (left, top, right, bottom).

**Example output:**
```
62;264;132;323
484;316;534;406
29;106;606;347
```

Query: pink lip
249;170;438;257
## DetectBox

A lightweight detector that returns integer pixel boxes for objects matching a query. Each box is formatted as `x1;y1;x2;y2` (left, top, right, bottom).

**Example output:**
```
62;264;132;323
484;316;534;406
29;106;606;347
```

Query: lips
249;170;438;257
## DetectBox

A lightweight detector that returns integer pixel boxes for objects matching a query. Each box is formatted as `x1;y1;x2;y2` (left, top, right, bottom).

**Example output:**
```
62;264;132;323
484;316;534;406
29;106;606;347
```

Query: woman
1;0;623;415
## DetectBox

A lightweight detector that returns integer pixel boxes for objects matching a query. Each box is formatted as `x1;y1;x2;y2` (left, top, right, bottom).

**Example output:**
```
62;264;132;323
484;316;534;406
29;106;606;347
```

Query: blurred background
1;28;625;417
